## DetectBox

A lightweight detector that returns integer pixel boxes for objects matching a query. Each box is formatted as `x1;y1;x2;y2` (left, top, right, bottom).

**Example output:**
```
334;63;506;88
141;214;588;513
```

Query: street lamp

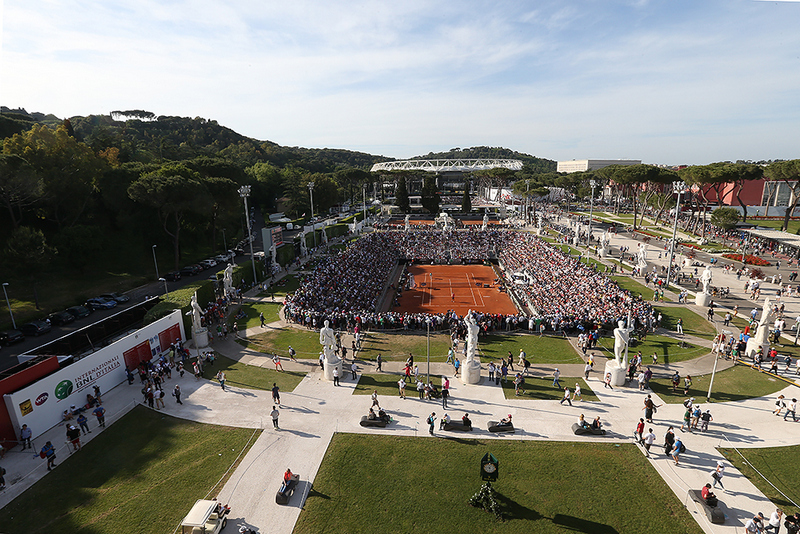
159;277;168;296
308;182;317;249
587;179;597;246
2;283;16;330
151;245;159;280
222;228;228;258
362;184;367;227
665;181;687;291
239;185;258;286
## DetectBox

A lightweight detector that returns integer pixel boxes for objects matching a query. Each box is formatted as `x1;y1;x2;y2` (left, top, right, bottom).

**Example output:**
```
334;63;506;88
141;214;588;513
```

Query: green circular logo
54;380;73;400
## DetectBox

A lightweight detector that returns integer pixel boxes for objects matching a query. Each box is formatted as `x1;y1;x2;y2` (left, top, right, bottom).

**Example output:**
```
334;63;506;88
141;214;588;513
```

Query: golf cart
181;499;228;534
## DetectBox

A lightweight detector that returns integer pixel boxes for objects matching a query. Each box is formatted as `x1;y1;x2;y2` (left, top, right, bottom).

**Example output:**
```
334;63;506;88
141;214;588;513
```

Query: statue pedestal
194;328;209;349
572;236;579;246
746;327;769;359
599;247;607;258
461;359;481;385
323;356;342;381
604;360;626;387
695;292;711;307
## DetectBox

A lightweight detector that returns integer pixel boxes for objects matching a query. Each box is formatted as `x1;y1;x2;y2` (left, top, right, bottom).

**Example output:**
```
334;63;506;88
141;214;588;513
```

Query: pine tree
396;175;410;213
461;179;472;213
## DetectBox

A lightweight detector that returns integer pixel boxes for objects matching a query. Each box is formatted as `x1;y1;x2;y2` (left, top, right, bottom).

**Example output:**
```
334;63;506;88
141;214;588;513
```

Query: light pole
362;184;367;227
159;277;168;296
587;179;597;246
222;228;227;257
2;283;16;330
239;185;258;286
151;245;159;280
426;317;431;384
308;182;317;249
665;181;687;291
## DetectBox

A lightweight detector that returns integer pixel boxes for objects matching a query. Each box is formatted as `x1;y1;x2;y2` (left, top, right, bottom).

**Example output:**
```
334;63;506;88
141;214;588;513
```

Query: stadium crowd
283;230;653;333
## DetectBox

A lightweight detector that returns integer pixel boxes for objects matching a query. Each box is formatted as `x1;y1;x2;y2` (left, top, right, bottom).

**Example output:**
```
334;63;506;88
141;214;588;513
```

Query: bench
360;416;388;428
688;489;725;524
276;474;299;505
571;423;606;435
442;420;473;432
487;421;514;433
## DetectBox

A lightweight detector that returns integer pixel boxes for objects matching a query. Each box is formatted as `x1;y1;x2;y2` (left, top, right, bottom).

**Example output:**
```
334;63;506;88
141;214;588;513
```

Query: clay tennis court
395;264;519;316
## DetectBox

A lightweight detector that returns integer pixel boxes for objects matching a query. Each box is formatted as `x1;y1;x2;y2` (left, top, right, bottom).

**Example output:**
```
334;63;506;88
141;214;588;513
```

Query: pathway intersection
0;219;798;534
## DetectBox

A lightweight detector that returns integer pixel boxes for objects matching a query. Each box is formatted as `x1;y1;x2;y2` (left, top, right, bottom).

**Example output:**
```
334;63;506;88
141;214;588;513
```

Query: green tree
395;174;410;213
461;179;472;213
246;162;283;213
54;225;104;274
127;163;213;269
0;154;43;229
763;160;800;231
421;176;440;214
3;226;55;309
710;207;740;230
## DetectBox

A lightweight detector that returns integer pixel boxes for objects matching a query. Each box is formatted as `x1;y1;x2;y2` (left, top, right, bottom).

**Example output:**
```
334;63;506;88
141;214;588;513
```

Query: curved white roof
371;159;523;173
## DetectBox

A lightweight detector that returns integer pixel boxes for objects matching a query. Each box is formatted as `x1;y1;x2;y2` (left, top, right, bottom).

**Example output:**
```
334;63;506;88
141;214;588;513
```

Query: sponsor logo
35;392;49;406
54;380;74;400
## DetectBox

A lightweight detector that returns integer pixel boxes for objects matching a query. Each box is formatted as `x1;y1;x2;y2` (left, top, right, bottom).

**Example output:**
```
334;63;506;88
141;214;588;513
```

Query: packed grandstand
283;229;654;334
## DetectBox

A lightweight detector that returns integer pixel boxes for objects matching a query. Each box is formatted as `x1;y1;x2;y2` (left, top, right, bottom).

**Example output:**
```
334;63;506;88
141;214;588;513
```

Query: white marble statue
700;266;713;294
319;320;341;381
404;214;410;231
746;297;772;359
613;319;634;366
191;292;204;334
223;263;234;296
636;243;648;270
270;244;278;268
300;234;308;257
537;216;543;232
601;230;610;248
461;311;482;384
482;213;489;231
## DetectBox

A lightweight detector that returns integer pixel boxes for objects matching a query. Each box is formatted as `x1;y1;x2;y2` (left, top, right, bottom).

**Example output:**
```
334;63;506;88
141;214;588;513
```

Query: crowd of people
283;229;653;333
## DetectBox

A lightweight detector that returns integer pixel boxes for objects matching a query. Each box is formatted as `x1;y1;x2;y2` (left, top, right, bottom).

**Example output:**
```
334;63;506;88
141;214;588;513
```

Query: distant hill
411;146;556;173
1;109;554;173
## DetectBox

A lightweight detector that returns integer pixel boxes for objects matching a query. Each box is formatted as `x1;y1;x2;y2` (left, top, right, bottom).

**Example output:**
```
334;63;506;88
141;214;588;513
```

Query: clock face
483;463;497;473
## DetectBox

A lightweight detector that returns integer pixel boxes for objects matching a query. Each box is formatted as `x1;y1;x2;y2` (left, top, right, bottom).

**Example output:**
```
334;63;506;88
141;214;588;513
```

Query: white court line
466;273;478;306
470;273;487;307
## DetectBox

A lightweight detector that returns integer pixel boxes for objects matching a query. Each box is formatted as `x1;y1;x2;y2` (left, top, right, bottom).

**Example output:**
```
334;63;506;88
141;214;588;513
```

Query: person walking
397;377;406;399
155;388;166;409
173;385;183;405
270;406;280;429
584;362;592;380
217;371;226;391
766;509;783;534
351;361;358;380
442;387;449;409
20;424;32;449
635;418;645;444
676;318;683;335
604;372;613;389
376;354;383;371
553;368;561;388
671;437;684;465
272;383;281;406
273;354;283;372
77;413;90;434
427;412;436;435
572;383;582;402
560;387;572;406
288;346;297;362
333;367;340;386
711;461;725;489
41;441;57;471
259;312;265;327
93;405;106;428
371;390;379;409
784;398;797;422
643;428;656;458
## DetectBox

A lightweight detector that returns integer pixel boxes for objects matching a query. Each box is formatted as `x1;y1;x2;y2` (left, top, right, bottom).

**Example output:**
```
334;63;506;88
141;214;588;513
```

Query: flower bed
680;243;702;250
722;253;771;266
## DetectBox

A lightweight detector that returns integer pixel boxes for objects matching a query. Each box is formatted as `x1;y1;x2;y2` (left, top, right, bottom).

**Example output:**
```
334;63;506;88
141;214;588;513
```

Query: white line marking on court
466;273;478;306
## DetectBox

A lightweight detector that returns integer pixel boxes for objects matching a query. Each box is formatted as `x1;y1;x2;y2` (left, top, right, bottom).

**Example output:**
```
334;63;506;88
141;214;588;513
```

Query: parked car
20;320;52;336
85;297;118;310
164;271;182;282
213;254;231;264
100;292;131;303
66;305;92;319
200;259;218;269
180;266;199;277
0;330;25;345
47;311;76;326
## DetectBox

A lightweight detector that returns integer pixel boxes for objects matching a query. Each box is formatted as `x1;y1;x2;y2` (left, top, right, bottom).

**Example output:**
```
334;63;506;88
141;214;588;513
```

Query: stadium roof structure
371;159;524;173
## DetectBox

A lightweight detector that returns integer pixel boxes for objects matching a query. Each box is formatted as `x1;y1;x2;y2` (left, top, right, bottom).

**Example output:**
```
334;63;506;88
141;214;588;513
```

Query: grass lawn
610;275;671;302
358;331;453;362
243;326;321;358
204;354;305;391
258;274;300;299
719;444;800;517
649;363;788;404
595;334;707;365
655;305;717;340
232;301;283;329
477;334;583;364
501;376;599;401
294;434;703;534
2;406;259;534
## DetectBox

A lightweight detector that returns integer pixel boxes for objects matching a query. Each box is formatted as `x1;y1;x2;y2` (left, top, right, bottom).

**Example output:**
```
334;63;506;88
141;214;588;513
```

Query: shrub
721;253;770;266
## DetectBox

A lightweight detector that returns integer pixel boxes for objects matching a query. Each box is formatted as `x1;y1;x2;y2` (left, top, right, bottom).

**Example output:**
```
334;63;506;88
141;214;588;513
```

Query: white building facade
557;159;642;173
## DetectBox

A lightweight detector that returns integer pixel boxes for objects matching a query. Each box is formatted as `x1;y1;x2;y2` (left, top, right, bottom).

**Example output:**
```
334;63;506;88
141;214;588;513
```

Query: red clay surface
395;264;518;316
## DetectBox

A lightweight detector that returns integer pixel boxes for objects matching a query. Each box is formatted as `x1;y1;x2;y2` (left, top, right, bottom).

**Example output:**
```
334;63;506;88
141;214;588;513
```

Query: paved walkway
1;221;799;534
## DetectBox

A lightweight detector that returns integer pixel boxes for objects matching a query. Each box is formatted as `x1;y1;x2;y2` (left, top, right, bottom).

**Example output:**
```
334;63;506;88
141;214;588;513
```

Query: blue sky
2;0;799;165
